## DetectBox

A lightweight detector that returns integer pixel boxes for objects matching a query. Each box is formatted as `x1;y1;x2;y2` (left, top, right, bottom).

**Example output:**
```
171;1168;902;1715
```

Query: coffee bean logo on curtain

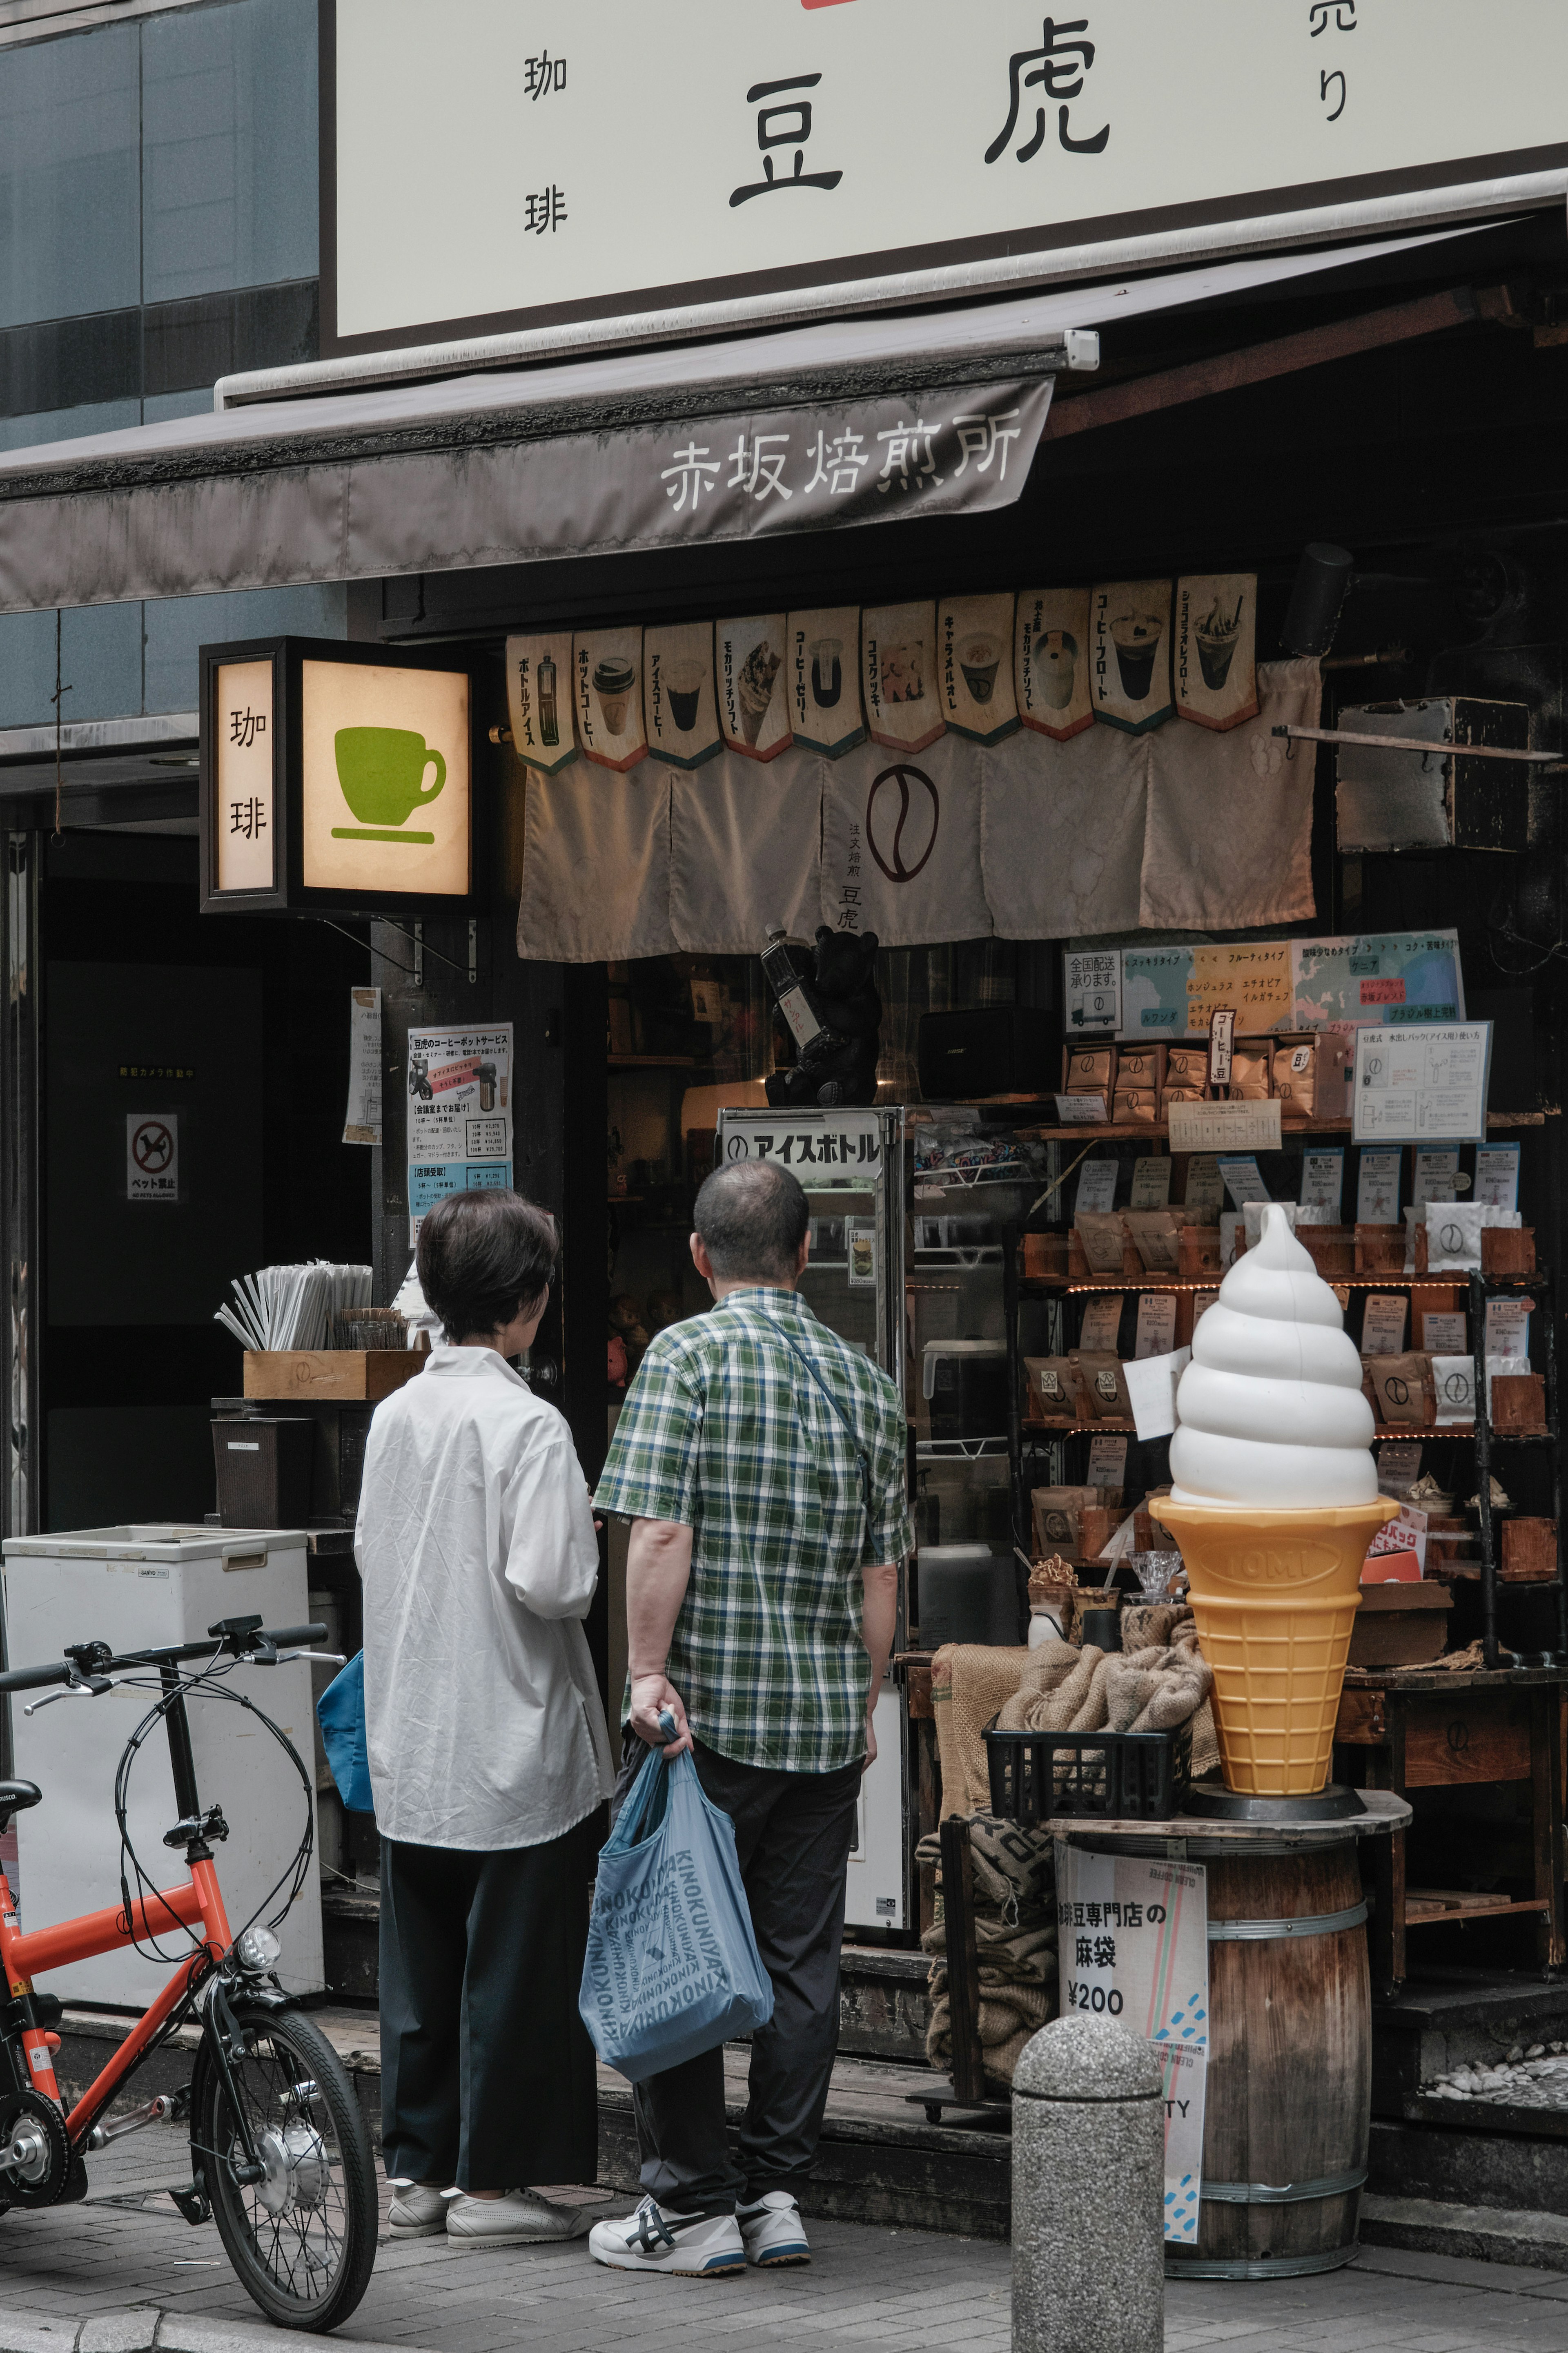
865;763;940;883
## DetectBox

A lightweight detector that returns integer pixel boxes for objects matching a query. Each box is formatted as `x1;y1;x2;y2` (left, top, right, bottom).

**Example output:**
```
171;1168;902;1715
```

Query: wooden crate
1022;1232;1069;1280
1178;1226;1223;1280
1300;1225;1356;1280
1356;1224;1410;1276
242;1349;427;1403
1502;1517;1558;1581
1492;1372;1548;1436
1482;1226;1537;1275
1348;1582;1451;1668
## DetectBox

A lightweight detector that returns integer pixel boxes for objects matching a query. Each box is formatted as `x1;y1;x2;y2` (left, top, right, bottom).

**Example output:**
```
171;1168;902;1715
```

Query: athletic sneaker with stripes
588;2196;746;2276
737;2190;811;2266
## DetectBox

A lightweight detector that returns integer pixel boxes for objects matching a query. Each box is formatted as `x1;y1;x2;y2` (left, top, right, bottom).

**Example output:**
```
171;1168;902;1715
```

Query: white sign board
1353;1023;1492;1144
1167;1099;1282;1155
323;2;1568;357
406;1024;514;1244
1057;1845;1209;2245
126;1114;178;1205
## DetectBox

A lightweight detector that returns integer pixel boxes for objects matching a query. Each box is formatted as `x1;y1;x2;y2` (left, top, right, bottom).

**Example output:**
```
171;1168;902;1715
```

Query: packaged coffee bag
1075;1210;1129;1274
1163;1046;1207;1105
1024;1356;1087;1425
1228;1044;1273;1100
1363;1352;1433;1428
1077;1352;1133;1421
1064;1045;1117;1097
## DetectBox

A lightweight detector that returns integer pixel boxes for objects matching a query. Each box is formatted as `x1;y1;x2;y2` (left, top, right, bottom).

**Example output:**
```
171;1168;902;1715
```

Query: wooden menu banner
786;606;864;758
644;621;721;769
1175;574;1258;730
573;627;646;771
862;600;944;754
1092;578;1174;735
506;633;577;775
1016;586;1092;740
715;615;791;761
939;592;1018;746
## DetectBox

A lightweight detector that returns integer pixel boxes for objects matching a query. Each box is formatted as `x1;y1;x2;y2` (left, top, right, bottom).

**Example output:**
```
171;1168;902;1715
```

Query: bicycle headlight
234;1925;282;1976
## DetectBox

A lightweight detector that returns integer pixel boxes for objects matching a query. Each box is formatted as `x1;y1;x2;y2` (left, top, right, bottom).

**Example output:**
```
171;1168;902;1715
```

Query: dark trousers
379;1820;599;2194
612;1730;861;2216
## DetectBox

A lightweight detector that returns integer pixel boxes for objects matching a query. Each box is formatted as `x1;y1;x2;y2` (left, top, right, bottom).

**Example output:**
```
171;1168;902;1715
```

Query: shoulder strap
767;1322;874;1521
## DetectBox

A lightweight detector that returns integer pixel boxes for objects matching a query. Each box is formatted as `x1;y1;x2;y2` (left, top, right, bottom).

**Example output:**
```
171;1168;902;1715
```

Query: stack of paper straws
215;1262;374;1353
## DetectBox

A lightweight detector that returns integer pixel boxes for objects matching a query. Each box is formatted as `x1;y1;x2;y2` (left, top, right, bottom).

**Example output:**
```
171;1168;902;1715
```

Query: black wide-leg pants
612;1731;862;2217
379;1819;599;2194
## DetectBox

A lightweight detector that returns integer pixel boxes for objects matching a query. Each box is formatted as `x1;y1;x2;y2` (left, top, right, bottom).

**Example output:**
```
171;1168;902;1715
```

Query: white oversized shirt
356;1345;614;1851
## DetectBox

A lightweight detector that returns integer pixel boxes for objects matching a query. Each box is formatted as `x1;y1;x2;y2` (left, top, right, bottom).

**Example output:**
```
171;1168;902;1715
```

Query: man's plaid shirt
594;1286;913;1773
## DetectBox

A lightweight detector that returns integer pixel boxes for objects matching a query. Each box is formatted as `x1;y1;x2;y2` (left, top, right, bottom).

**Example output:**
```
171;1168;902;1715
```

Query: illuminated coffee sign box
199;638;473;915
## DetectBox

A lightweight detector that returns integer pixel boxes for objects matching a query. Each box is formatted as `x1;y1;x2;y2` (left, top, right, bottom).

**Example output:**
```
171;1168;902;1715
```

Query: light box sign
323;0;1568;360
200;637;473;916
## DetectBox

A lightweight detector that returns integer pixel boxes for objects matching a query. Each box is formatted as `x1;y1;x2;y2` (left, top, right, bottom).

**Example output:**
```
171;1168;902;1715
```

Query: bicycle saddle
0;1779;41;1824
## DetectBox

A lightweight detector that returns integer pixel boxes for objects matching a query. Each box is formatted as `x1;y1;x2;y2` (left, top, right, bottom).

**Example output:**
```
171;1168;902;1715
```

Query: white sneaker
446;2188;594;2246
387;2181;448;2238
737;2190;811;2267
588;2196;745;2277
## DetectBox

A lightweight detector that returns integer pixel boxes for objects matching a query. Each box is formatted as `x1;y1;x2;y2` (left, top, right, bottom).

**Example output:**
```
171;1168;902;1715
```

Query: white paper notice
1124;1346;1189;1439
1056;1093;1109;1124
1182;1155;1225;1213
1423;1312;1467;1355
1086;1433;1129;1488
1167;1098;1283;1154
1075;1159;1120;1217
407;1022;514;1244
1412;1147;1459;1207
1299;1148;1343;1216
1361;1294;1409;1357
1356;1149;1402;1224
1353;1022;1492;1144
1079;1294;1125;1353
1130;1158;1174;1209
1065;950;1120;1034
1192;1289;1220;1329
343;986;383;1146
1474;1143;1521;1211
1134;1294;1178;1360
1217;1156;1268;1211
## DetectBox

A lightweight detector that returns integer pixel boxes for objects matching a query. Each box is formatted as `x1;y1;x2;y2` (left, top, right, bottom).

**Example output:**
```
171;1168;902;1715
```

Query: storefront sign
324;2;1568;359
126;1114;179;1205
406;1024;513;1245
718;1110;882;1176
1353;1022;1492;1144
1056;1844;1209;2246
200;637;474;916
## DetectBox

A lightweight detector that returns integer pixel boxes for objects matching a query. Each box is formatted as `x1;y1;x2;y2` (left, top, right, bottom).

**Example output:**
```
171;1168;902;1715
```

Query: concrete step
1371;2113;1568;2214
1361;2192;1568;2273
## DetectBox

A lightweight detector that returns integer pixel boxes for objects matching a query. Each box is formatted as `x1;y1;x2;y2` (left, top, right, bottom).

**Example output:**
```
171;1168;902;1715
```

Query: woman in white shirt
357;1188;614;2248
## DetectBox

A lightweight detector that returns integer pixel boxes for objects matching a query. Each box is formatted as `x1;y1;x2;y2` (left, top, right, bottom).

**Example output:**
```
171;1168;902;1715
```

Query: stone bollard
1012;2015;1164;2353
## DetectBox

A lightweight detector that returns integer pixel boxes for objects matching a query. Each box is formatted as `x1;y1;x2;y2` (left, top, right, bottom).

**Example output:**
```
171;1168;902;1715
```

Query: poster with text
506;632;577;774
1292;930;1465;1030
1187;942;1294;1037
406;1023;514;1245
1353;1022;1492;1145
573;628;647;771
645;622;722;770
1056;1845;1209;2244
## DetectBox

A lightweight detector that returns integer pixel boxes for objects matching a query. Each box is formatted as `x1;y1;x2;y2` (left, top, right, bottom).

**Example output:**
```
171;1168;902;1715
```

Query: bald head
693;1160;809;1284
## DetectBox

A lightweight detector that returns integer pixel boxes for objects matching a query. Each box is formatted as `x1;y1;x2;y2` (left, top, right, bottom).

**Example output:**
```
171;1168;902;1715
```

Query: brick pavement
4;2127;1568;2350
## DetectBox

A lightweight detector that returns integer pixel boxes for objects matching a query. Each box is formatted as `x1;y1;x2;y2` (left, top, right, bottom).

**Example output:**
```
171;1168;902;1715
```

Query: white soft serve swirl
1169;1202;1377;1508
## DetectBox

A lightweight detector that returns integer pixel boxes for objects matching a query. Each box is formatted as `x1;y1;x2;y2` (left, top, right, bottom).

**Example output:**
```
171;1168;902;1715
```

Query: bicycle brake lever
243;1650;347;1667
24;1678;114;1717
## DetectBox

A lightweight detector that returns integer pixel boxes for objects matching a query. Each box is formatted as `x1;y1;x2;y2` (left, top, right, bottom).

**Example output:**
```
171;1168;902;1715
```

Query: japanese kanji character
731;74;844;205
728;431;793;502
1075;1936;1093;1967
524;185;567;234
952;406;1023;484
804;427;870;496
659;441;721;513
875;416;943;494
985;18;1109;164
1308;1;1357;29
1092;1935;1116;1968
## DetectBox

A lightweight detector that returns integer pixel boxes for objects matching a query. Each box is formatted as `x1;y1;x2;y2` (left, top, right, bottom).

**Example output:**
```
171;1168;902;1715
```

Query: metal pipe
1275;725;1561;766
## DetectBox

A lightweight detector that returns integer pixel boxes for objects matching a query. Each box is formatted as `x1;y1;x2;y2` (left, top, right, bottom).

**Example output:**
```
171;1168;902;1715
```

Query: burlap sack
931;1644;1031;1817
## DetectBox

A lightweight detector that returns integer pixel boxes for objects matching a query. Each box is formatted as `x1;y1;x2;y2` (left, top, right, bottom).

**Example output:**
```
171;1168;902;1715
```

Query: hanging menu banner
1092;578;1174;735
574;627;647;771
645;620;722;769
940;593;1019;746
1174;573;1258;731
506;632;577;775
862;601;944;754
1353;1023;1493;1144
1016;587;1094;741
716;614;791;761
786;606;864;758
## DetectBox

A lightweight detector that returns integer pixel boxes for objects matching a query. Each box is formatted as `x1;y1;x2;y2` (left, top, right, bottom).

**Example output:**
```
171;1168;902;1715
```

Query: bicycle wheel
195;2000;376;2331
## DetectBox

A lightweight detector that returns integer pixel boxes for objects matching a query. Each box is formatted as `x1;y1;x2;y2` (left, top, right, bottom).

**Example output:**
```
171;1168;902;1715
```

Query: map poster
1292;930;1465;1030
1120;946;1195;1038
1187;942;1293;1037
1056;1845;1209;2245
406;1023;514;1245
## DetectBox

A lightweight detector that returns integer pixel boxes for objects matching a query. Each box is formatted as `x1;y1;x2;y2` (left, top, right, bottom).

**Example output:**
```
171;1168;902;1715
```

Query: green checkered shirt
594;1286;913;1773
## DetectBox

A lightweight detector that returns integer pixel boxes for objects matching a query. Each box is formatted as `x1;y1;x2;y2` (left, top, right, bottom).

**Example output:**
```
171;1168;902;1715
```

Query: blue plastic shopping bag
580;1735;773;2082
316;1651;374;1815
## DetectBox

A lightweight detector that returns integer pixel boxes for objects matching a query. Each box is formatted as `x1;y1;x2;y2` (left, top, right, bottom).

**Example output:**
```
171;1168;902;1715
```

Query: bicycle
0;1613;377;2331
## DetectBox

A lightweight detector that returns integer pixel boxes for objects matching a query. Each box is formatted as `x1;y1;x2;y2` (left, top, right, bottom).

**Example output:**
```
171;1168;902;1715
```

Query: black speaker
917;1006;1054;1100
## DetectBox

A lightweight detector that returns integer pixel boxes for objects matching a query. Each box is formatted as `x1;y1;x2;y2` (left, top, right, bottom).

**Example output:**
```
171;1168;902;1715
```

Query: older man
589;1159;911;2278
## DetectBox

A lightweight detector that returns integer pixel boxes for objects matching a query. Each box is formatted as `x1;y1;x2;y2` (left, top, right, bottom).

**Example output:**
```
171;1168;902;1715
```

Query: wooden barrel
1164;1835;1371;2281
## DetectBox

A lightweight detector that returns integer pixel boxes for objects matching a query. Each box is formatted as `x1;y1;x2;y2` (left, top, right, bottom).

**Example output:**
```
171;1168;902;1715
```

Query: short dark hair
693;1161;808;1282
416;1189;557;1343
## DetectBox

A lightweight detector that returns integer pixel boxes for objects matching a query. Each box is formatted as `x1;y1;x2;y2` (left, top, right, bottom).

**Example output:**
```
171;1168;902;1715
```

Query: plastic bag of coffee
1123;1208;1184;1272
1024;1356;1087;1426
1031;1485;1101;1557
1075;1210;1129;1274
1363;1352;1432;1427
1077;1352;1133;1421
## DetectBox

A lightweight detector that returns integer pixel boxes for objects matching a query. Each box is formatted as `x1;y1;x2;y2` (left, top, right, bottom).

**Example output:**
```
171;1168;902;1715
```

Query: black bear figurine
764;928;882;1109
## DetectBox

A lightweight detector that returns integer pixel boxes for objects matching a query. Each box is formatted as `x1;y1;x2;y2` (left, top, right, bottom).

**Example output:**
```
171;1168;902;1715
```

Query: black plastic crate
984;1722;1192;1824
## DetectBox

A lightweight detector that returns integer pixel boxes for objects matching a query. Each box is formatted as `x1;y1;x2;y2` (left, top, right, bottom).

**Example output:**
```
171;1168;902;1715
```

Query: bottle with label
539;654;559;747
761;926;823;1051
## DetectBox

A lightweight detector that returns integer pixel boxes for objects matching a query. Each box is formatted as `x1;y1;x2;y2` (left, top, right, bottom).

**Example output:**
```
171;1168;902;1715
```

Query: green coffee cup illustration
333;727;446;843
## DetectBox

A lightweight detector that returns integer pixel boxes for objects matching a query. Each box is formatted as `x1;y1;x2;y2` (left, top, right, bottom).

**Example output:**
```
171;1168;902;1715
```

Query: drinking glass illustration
811;638;842;708
1110;611;1165;700
592;656;637;735
1195;592;1245;691
960;633;1001;704
666;659;705;732
538;654;559;746
333;728;446;843
881;642;924;704
737;642;782;743
850;1231;874;1281
1036;629;1078;710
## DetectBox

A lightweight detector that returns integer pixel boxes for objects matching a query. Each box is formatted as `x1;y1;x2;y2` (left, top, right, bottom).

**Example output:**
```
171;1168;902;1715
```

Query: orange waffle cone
1152;1495;1398;1796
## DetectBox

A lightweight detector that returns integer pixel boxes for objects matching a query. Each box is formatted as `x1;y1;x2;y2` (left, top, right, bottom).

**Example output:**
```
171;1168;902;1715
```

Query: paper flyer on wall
1056;1846;1209;2244
343;986;383;1146
406;1023;513;1243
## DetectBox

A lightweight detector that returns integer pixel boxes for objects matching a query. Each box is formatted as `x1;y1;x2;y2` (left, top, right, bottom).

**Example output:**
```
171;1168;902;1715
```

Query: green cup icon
333;727;446;843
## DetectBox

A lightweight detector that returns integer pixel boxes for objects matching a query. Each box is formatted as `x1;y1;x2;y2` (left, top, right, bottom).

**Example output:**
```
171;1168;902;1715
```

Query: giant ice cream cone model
1155;1204;1397;1796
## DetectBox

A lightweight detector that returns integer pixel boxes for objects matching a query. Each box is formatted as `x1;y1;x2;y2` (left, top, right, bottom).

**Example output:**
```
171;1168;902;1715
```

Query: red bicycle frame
0;1851;233;2147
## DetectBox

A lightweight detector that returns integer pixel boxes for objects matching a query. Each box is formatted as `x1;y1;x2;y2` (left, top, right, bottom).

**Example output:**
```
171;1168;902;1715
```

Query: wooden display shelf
1019;1111;1546;1144
242;1349;425;1403
1405;1890;1551;1926
1023;1412;1544;1443
1022;1272;1481;1293
607;1055;697;1068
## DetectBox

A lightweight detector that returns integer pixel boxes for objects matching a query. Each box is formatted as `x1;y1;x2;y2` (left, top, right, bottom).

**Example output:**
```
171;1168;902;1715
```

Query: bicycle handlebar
0;1621;330;1695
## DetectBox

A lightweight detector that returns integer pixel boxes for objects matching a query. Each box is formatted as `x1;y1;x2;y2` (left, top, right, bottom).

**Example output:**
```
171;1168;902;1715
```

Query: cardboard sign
506;633;577;775
785;607;864;758
1174;574;1258;730
1091;578;1174;735
715;615;791;761
573;627;647;772
938;592;1018;746
644;622;722;769
862;601;944;754
1016;586;1093;740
